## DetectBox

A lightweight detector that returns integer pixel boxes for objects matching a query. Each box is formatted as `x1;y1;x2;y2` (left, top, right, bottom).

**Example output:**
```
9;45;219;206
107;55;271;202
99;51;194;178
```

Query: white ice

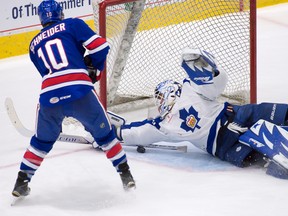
0;3;288;216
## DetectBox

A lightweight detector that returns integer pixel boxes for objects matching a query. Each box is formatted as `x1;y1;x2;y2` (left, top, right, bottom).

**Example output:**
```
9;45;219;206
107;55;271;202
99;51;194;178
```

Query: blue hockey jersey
29;18;110;106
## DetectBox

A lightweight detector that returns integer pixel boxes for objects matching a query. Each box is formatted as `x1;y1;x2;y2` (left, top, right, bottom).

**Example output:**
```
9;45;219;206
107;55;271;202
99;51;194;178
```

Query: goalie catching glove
84;55;102;84
181;47;219;85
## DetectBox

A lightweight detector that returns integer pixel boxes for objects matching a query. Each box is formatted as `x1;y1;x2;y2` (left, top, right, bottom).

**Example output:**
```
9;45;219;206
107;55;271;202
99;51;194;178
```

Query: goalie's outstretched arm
118;117;173;146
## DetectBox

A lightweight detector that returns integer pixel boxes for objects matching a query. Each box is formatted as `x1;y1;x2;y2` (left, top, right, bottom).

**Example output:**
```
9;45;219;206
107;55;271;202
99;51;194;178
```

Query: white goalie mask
154;80;182;118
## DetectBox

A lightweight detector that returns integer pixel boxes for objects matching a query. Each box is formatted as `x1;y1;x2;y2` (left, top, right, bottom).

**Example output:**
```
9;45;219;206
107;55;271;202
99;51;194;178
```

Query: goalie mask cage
93;0;256;113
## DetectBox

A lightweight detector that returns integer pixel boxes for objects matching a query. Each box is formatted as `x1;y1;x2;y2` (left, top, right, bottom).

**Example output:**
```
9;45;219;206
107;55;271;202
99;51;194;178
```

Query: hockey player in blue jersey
116;47;288;179
12;0;135;198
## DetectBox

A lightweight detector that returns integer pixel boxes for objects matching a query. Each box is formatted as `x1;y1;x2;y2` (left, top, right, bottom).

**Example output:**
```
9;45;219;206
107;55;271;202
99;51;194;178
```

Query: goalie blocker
107;111;126;127
239;119;288;179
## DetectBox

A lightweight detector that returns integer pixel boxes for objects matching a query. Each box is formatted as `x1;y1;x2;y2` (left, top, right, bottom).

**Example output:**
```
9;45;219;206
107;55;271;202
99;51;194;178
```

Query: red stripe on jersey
106;143;123;159
42;73;91;89
86;37;107;50
24;150;44;166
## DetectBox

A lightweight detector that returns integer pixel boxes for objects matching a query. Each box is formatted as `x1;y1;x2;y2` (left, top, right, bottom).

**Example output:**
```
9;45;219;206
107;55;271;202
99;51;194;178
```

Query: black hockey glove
84;55;101;84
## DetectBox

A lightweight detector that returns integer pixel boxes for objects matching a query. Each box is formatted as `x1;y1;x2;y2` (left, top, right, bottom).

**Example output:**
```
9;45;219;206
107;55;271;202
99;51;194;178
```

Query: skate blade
11;196;25;206
124;182;136;191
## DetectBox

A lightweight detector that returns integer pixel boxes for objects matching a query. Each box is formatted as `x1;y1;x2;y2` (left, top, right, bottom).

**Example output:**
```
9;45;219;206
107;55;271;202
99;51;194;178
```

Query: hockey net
92;0;256;114
63;0;256;130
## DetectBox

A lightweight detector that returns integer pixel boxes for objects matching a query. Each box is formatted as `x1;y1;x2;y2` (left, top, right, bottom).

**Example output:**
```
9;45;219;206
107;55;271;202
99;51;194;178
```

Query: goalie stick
4;97;187;152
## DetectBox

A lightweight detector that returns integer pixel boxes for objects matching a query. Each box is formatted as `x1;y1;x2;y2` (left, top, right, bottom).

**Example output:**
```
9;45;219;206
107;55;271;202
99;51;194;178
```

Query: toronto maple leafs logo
179;107;201;132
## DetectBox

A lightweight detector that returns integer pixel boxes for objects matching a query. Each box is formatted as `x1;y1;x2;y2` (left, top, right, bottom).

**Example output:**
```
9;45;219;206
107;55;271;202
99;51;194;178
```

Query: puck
137;145;146;153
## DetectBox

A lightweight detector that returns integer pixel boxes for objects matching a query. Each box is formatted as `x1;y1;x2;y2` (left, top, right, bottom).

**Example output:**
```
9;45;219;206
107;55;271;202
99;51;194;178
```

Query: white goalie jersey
120;67;229;156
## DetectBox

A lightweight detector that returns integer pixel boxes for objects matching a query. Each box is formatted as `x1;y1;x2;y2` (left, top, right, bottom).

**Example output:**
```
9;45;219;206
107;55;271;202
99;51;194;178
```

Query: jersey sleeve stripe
83;35;100;46
88;42;109;55
85;37;107;50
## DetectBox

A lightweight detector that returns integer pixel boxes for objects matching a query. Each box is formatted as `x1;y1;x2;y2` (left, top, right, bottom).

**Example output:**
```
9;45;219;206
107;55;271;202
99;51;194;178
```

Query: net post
250;0;257;103
98;1;108;109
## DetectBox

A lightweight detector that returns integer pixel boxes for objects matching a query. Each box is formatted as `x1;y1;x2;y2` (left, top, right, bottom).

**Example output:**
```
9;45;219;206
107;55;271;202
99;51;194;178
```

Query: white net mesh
93;0;254;113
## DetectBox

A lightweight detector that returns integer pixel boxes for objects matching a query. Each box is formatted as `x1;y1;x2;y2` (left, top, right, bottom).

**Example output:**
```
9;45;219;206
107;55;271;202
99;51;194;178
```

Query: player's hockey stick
5;98;35;138
5;97;187;152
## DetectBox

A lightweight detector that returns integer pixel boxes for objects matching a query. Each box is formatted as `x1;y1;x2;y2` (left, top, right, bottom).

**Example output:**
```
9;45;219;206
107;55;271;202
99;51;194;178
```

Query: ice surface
0;4;288;216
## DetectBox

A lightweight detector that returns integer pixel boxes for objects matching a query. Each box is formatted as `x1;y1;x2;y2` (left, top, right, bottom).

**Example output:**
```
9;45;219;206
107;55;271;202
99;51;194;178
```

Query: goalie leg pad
237;103;287;126
224;142;253;167
216;125;253;167
239;119;288;170
266;161;288;179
